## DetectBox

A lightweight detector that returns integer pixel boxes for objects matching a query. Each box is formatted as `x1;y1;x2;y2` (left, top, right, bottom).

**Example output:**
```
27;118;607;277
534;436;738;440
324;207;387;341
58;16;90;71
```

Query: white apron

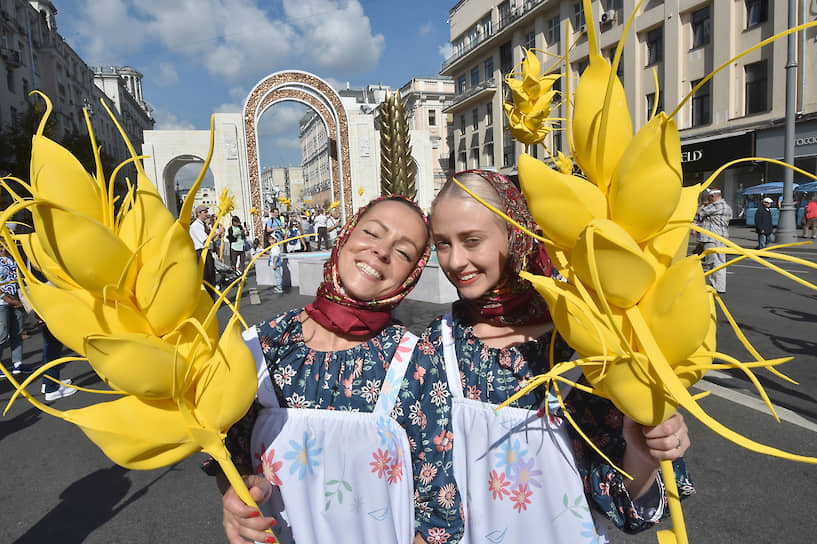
440;314;608;544
244;327;418;544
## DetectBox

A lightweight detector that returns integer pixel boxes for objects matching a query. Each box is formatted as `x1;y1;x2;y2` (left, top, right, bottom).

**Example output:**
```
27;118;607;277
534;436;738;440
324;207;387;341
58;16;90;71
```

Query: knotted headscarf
305;195;431;337
444;170;553;325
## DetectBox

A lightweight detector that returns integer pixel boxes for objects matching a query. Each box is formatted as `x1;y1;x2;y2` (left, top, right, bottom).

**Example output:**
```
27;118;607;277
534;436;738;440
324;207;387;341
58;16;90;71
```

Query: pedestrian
327;207;341;247
267;232;283;295
189;205;217;299
803;194;817;239
265;208;284;249
285;220;301;253
313;208;329;250
0;240;31;377
415;170;693;543
299;215;312;252
228;216;247;273
755;197;774;250
217;196;463;544
696;187;733;293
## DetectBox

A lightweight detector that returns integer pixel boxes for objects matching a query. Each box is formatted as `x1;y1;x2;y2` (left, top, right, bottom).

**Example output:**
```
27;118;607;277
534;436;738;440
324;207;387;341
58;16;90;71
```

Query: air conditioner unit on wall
600;10;616;25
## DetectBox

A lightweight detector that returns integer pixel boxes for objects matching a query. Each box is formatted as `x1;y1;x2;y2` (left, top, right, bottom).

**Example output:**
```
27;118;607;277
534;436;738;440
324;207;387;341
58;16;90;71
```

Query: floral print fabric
226;309;463;542
411;302;695;535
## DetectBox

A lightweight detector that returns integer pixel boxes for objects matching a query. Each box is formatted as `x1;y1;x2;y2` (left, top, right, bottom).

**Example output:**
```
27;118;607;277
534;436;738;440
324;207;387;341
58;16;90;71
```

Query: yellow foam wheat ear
0;94;274;538
492;2;817;543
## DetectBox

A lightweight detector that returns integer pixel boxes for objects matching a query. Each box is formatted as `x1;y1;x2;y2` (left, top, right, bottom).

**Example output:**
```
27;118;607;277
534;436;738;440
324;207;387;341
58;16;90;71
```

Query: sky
55;0;456;186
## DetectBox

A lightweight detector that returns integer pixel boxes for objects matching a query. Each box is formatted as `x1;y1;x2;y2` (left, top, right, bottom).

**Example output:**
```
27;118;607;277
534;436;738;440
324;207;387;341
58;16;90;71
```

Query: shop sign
680;133;754;172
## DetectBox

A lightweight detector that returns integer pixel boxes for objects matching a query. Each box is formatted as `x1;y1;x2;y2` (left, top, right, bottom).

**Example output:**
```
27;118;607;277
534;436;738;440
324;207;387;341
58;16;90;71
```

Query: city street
2;228;817;543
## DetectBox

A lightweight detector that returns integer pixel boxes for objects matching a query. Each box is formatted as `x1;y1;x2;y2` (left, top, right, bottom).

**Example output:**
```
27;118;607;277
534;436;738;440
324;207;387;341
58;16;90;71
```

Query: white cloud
438;43;453;60
274;137;301;150
154;62;179;87
284;0;384;75
419;22;433;36
152;108;196;130
257;103;310;138
70;0;382;82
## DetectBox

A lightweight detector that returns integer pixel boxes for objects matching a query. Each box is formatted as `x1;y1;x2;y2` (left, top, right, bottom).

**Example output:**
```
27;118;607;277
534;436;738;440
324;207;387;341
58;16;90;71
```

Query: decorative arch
161;154;207;216
243;71;352;234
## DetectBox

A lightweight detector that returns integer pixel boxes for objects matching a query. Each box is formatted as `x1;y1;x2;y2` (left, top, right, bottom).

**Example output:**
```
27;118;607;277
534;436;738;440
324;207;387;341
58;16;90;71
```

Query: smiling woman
217;195;465;544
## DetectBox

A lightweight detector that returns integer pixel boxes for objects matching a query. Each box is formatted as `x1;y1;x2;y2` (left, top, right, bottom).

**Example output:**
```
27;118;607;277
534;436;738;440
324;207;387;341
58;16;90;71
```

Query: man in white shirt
313;209;329;250
327;208;341;247
189;205;216;299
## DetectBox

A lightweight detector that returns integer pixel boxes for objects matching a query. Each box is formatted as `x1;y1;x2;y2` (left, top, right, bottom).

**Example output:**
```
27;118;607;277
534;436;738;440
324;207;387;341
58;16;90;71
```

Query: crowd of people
212;170;695;544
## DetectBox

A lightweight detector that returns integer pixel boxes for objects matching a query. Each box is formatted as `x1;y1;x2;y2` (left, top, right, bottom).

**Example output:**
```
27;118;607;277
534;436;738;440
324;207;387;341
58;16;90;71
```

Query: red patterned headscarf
305;195;431;337
440;170;553;326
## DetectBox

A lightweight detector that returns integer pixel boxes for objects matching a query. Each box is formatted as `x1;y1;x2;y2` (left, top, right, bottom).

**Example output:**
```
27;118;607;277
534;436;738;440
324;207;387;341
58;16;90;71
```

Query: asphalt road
2;228;816;544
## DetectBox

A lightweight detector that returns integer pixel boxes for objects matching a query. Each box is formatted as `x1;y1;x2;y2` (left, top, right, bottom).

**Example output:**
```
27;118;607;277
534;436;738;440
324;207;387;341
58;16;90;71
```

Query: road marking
693;370;817;433
248;288;261;305
727;263;811;275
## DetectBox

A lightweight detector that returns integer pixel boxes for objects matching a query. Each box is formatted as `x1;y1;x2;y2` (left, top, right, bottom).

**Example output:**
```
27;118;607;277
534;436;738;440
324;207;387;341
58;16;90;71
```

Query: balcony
440;0;547;74
1;48;22;67
443;78;497;113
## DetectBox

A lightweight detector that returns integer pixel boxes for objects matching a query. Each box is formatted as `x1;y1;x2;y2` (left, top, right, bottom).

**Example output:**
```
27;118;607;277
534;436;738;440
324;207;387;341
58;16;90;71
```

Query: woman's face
432;196;509;300
337;200;428;301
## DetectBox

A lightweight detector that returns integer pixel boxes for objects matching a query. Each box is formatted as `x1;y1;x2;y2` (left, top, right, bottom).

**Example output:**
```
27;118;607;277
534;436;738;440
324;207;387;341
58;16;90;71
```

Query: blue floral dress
226;309;464;543
410;303;695;535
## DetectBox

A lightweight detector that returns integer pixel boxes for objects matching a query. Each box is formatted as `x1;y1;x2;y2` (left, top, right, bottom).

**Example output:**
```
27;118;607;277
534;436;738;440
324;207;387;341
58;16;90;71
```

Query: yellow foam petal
192;316;258;430
638;256;711;365
32;205;135;297
608;113;682;242
643;185;701;273
573;219;657;308
518;153;607;249
521;271;622;358
21;282;150;355
30;135;104;223
65;396;199;470
84;333;187;398
135;223;203;335
571;54;632;194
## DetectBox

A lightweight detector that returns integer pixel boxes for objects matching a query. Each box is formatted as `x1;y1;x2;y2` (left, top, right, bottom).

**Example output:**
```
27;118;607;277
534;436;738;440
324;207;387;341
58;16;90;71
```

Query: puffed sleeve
564;389;695;534
393;323;464;543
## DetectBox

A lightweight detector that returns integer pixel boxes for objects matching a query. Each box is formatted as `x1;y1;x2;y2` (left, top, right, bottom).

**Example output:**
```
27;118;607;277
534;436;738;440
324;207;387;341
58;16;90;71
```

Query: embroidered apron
440;314;608;544
245;328;418;544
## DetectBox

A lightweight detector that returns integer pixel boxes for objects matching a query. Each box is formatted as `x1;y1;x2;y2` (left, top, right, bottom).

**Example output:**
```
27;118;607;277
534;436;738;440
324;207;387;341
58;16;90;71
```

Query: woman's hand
222;475;277;544
621;411;689;499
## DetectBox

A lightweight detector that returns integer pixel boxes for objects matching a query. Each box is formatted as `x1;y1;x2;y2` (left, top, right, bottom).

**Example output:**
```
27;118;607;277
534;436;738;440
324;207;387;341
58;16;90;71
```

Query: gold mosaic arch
243;71;352;235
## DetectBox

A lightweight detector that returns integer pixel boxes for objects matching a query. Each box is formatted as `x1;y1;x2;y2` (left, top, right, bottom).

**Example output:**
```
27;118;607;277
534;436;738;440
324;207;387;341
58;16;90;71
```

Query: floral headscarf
443;170;552;326
304;195;432;337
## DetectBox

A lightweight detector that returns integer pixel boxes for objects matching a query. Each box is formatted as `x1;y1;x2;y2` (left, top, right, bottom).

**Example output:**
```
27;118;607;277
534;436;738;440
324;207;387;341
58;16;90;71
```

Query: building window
459;151;467;171
457;75;466;93
605;47;623;78
503;144;515;167
745;60;768;114
470;148;480;169
500;41;513;76
6;68;14;93
460;114;466;132
574;58;589;77
691;6;711;49
646;27;663;65
646;91;664;120
484;57;494;81
428;109;436;126
524;30;535;51
530;145;538;159
484;144;495;167
471;65;480;87
553;131;563;153
746;0;768;27
472;108;479;130
486;101;493;126
547;16;561;46
691;78;711;126
573;2;585;30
